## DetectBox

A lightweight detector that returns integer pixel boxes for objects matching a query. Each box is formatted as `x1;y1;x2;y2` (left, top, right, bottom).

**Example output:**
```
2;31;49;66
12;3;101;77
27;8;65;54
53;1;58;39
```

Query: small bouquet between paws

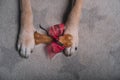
34;24;73;58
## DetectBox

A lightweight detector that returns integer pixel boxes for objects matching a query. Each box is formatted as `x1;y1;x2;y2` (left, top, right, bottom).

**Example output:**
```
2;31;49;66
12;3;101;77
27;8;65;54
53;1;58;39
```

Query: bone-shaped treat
34;31;73;47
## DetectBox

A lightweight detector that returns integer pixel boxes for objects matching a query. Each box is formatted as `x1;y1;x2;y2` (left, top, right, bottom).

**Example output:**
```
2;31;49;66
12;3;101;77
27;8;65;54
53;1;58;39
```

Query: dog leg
64;0;82;56
17;0;35;58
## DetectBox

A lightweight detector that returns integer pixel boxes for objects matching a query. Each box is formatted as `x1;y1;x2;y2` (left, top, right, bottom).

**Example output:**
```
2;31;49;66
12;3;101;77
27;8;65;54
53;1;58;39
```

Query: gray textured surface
0;0;120;80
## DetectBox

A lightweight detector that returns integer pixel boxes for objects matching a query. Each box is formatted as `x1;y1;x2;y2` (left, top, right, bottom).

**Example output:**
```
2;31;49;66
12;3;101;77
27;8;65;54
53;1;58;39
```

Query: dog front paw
17;29;35;58
64;26;79;56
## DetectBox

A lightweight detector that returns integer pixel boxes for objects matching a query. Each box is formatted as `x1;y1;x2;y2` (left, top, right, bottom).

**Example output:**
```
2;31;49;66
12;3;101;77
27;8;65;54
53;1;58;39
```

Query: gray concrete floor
0;0;120;80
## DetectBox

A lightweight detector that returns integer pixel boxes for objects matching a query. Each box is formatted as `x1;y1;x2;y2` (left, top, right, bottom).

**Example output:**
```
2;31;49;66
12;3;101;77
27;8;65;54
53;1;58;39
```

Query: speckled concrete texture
0;0;120;80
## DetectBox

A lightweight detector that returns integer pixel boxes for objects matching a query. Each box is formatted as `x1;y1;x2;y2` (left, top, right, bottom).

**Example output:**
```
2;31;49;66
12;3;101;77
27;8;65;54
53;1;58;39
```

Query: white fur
64;25;79;56
18;27;35;58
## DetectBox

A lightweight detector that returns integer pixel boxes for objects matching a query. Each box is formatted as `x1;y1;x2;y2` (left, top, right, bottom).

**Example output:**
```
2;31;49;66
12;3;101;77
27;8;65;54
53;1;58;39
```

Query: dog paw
64;26;79;56
17;28;35;58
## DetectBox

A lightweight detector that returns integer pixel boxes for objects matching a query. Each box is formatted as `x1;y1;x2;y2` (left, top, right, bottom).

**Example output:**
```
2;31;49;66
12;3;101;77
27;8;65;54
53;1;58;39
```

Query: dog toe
64;45;78;57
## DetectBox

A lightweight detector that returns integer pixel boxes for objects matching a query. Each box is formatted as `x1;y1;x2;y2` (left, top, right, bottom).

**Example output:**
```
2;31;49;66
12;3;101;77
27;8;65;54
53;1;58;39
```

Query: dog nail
68;53;72;56
75;47;77;50
31;50;33;53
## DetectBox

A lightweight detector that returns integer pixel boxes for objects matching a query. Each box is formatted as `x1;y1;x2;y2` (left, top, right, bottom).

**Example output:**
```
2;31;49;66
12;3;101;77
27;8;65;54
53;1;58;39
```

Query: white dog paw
17;29;35;58
64;26;79;56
